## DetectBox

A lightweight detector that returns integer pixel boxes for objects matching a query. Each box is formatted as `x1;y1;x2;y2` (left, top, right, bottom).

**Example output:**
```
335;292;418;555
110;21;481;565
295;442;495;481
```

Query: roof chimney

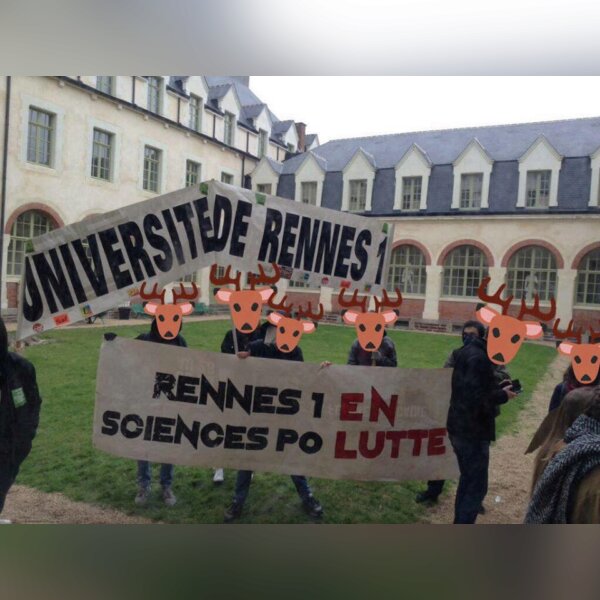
295;122;306;152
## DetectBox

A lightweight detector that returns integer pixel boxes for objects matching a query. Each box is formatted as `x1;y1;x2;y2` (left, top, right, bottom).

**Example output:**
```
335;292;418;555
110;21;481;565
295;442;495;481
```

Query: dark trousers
425;480;445;498
0;457;25;514
233;470;311;505
450;435;490;524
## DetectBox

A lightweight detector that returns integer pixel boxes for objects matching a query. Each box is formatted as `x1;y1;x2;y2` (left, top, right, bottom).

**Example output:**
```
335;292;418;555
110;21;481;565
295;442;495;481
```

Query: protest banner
17;180;394;340
93;338;459;482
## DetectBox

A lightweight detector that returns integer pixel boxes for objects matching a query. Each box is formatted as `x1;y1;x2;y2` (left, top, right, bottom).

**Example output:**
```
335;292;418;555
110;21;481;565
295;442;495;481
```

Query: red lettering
427;428;447;456
407;429;428;456
358;430;385;459
385;430;407;458
340;393;364;421
334;431;357;459
368;387;398;427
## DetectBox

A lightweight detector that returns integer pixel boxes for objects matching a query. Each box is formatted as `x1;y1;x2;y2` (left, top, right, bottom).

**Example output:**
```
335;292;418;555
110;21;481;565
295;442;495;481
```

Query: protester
525;389;600;523
446;325;516;524
415;320;511;508
133;318;187;507
0;318;42;524
346;333;397;366
223;322;324;522
548;364;600;412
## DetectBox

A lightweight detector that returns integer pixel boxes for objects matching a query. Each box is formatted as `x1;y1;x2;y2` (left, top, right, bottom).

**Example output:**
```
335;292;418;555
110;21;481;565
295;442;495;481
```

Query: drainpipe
0;76;11;310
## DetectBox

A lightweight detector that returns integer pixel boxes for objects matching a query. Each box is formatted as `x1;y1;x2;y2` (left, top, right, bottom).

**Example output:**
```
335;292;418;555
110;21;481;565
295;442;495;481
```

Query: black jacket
347;336;397;367
220;324;267;355
247;340;304;362
446;337;508;441
0;325;42;461
136;319;187;347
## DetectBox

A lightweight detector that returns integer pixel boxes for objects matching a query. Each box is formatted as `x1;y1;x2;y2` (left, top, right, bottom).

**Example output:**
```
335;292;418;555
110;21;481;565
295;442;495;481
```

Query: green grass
17;321;556;523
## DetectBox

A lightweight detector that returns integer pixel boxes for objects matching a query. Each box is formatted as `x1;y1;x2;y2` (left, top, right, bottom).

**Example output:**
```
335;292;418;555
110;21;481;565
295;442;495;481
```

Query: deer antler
267;293;293;316
248;263;281;289
139;282;166;304
553;319;583;344
517;295;556;322
589;323;600;344
374;288;403;313
172;282;199;304
477;277;513;315
337;288;368;313
209;265;242;290
297;302;324;321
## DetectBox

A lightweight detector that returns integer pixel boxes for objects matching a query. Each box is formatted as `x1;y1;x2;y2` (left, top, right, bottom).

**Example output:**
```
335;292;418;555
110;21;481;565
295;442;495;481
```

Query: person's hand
237;351;250;359
499;379;512;388
320;361;332;369
502;385;517;400
371;351;381;361
103;332;117;341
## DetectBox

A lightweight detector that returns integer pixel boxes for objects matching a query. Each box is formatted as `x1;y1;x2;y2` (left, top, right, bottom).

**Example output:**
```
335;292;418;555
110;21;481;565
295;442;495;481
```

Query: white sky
250;77;600;144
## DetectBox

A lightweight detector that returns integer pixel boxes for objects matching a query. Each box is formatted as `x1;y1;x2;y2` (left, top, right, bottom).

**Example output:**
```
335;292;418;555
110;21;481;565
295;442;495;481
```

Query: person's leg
291;475;323;517
291;475;311;499
0;459;15;515
135;461;152;505
159;464;176;506
225;470;253;522
416;480;445;502
451;437;487;524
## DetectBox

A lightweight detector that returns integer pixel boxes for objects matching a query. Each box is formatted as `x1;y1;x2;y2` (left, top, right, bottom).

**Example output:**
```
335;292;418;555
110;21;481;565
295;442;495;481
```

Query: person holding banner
223;322;324;522
346;335;397;367
0;318;42;523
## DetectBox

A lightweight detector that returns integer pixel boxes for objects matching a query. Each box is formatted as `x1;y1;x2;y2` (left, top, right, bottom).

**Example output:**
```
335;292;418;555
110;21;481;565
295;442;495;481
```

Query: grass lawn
18;320;556;523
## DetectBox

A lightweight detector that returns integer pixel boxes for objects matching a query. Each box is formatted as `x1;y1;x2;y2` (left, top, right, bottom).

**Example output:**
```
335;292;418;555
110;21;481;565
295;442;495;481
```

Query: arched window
387;245;426;295
442;245;488;297
576;249;600;305
7;211;56;276
506;246;557;301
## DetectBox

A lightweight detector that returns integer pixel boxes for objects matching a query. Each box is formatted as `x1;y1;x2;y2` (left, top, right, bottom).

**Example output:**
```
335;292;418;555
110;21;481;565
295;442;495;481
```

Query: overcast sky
251;77;600;144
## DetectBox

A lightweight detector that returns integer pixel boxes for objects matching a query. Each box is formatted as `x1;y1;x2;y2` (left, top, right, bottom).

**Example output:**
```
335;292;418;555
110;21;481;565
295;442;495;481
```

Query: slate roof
287;116;600;172
305;134;318;148
282;150;328;174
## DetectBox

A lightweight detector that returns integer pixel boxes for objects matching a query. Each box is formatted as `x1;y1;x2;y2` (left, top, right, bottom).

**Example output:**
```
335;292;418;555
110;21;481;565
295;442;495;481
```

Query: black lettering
299;431;323;454
314;222;341;275
229;199;252;257
152;416;176;443
59;244;87;303
118;221;156;281
144;416;154;441
253;387;277;414
143;214;173;272
258;208;283;262
98;227;133;289
294;217;320;271
161;208;185;266
246;427;269;450
351;230;371;280
153;372;176;400
225;379;252;415
174;415;200;449
276;428;298;451
72;235;108;296
200;423;224;448
334;225;356;278
32;249;74;313
174;203;198;260
120;414;144;439
199;375;226;410
224;425;246;449
278;212;299;267
101;410;120;435
193;196;214;253
277;389;301;415
22;256;43;322
176;375;200;404
212;194;233;252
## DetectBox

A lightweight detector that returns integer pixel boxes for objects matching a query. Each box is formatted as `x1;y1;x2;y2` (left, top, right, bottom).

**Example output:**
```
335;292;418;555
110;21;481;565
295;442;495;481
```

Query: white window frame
139;138;167;194
300;181;318;205
224;112;235;146
525;170;552;208
146;76;163;114
342;150;375;212
451;140;493;210
90;128;114;181
294;154;326;208
220;170;235;185
590;148;600;207
189;94;202;132
256;183;272;195
459;173;484;209
401;176;422;211
86;118;121;186
394;145;431;211
258;129;268;158
185;159;202;188
96;76;114;95
517;136;561;208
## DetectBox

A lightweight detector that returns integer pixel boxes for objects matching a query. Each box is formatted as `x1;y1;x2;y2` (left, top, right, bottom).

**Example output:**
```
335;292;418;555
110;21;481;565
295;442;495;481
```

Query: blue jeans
450;435;490;524
233;470;312;505
137;461;174;489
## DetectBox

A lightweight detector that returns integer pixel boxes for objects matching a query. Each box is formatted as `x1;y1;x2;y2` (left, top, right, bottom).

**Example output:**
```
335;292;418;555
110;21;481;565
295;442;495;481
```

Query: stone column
1;236;10;311
319;285;332;312
554;268;577;325
422;265;443;320
486;265;506;293
199;267;211;305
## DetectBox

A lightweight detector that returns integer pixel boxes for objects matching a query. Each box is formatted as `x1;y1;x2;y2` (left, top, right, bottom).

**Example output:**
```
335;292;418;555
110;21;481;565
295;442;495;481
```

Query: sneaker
302;495;324;518
415;491;439;504
134;486;151;506
0;519;12;525
213;468;225;484
162;487;177;507
224;501;243;523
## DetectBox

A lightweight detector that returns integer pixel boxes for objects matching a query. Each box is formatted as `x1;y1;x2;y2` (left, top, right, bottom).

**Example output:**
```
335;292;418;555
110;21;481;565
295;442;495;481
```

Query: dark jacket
220;324;267;355
0;321;42;462
446;337;508;441
136;319;187;347
347;336;397;367
247;340;303;363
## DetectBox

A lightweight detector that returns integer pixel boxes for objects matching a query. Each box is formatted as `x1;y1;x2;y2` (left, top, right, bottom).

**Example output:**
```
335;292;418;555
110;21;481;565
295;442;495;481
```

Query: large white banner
17;181;394;340
93;338;459;482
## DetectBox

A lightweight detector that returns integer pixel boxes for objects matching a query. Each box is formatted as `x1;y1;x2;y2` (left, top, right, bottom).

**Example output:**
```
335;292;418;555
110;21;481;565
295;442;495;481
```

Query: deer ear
476;306;498;325
558;342;575;356
215;289;232;304
144;302;158;316
179;302;194;316
302;321;315;333
268;312;282;325
259;287;275;302
381;310;398;325
343;310;359;324
525;322;543;339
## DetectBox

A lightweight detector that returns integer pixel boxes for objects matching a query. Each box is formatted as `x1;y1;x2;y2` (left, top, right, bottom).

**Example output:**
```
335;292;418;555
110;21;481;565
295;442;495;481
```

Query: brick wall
573;308;600;331
439;300;480;322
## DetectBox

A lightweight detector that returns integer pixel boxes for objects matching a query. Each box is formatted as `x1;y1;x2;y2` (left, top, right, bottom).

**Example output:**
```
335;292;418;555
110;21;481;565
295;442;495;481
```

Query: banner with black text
93;338;459;482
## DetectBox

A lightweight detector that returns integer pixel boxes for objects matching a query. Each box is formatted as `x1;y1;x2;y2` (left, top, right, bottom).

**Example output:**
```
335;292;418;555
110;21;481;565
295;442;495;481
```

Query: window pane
301;181;318;205
7;211;55;276
387;245;427;294
257;183;272;194
349;179;367;211
143;145;161;192
506;246;557;301
402;176;422;210
442;245;488;297
27;107;54;166
185;160;200;187
97;76;113;94
576;249;600;305
147;76;161;113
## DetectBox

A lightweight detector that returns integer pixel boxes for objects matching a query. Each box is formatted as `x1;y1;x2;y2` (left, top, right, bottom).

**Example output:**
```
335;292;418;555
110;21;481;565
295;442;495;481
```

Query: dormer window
460;173;483;209
526;170;551;208
189;95;202;132
96;76;113;95
147;76;162;113
349;179;368;211
402;177;422;210
224;112;235;146
258;129;268;158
